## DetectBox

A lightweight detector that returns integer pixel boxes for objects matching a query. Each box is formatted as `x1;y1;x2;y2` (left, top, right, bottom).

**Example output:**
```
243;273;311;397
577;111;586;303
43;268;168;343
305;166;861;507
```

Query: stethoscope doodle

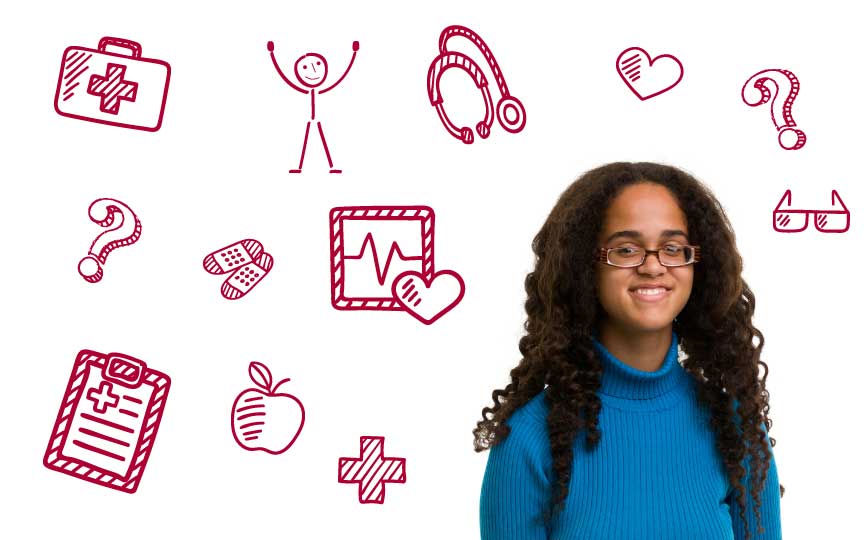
427;25;526;144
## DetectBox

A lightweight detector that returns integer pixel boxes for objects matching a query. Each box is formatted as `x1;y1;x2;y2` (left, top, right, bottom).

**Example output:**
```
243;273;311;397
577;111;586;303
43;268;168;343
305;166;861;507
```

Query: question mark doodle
78;198;142;283
741;69;806;150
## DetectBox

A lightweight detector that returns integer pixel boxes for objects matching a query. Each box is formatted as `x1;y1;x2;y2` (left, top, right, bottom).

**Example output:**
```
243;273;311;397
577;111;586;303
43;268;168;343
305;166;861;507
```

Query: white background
0;0;859;538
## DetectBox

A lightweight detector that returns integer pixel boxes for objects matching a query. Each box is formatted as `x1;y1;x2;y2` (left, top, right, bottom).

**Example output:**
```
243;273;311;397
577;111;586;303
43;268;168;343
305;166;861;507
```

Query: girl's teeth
635;288;664;295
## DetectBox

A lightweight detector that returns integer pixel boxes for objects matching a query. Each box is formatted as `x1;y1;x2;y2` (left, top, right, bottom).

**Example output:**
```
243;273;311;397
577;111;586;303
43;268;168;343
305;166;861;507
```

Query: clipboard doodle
43;350;171;494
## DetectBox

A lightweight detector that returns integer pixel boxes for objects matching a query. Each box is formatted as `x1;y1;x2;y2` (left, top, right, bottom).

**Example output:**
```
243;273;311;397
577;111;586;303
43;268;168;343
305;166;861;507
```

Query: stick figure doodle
267;40;359;174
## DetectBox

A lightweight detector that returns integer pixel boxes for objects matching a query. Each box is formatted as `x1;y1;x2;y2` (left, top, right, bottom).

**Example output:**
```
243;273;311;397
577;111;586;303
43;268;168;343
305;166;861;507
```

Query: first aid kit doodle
54;36;171;132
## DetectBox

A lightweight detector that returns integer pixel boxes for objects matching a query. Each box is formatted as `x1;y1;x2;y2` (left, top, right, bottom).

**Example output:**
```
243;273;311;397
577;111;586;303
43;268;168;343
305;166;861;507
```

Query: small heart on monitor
616;47;683;100
391;270;465;325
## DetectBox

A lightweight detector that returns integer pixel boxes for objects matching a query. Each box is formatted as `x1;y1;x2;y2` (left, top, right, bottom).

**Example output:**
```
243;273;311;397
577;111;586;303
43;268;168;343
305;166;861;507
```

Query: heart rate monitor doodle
44;350;171;494
55;37;171;131
329;206;464;324
742;69;806;150
267;40;359;174
616;47;683;100
773;190;849;233
338;436;406;504
78;198;142;283
427;25;525;144
203;239;273;300
231;361;305;455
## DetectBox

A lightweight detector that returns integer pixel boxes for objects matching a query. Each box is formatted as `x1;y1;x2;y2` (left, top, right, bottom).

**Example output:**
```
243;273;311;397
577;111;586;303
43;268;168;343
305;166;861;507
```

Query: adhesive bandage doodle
202;239;274;300
616;46;683;100
338;436;406;504
773;190;849;233
78;198;142;283
55;37;171;131
742;69;806;150
44;351;171;494
267;40;359;174
427;25;526;144
231;361;305;455
329;206;465;325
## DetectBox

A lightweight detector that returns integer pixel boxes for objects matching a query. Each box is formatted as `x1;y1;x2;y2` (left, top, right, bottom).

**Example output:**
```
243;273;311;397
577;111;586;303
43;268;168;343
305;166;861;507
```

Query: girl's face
595;182;694;335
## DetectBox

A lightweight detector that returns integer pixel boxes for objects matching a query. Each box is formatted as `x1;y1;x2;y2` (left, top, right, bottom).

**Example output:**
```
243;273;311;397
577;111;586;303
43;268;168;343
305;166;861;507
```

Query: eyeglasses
773;189;849;233
597;245;701;268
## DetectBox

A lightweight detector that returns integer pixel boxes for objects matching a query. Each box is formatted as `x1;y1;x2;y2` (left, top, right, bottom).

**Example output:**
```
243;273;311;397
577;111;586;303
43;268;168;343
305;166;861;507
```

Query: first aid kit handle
98;37;142;59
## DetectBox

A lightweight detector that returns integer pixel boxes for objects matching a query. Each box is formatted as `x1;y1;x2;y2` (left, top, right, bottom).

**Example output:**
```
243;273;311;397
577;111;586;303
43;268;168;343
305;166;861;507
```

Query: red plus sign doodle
338;436;406;504
88;63;139;115
86;381;119;413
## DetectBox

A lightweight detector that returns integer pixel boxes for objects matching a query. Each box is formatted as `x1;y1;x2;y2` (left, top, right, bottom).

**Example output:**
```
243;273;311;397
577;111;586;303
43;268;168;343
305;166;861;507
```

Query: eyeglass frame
596;245;701;268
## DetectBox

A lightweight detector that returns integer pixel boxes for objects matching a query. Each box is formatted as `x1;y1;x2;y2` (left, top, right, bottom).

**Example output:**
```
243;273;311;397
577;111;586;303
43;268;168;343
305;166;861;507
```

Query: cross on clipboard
44;350;171;493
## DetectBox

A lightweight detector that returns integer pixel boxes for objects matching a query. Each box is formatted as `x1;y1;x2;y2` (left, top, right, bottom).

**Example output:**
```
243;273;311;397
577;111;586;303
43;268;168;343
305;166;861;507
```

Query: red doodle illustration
338;436;406;504
427;25;525;144
267;40;359;174
616;46;683;100
78;198;142;283
392;270;465;325
231;361;305;455
773;189;849;233
44;351;171;494
742;69;806;150
203;239;273;300
329;206;464;324
55;37;171;131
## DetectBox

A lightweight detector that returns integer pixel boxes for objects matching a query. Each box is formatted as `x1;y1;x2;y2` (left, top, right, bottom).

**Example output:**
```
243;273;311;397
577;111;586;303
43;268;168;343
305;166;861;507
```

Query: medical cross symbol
87;381;119;413
338;436;406;504
88;63;139;115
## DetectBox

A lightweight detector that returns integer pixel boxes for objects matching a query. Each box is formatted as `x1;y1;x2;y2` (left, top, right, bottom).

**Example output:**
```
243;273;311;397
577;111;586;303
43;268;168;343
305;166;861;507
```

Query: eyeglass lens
607;246;694;267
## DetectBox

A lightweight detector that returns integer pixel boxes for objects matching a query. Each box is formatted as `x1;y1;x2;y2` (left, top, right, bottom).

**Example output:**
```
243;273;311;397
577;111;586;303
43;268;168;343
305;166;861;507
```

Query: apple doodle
231;361;305;455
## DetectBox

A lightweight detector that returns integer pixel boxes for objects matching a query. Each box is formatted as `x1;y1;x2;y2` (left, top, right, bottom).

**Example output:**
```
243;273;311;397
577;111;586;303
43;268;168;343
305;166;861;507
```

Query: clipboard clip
104;353;147;389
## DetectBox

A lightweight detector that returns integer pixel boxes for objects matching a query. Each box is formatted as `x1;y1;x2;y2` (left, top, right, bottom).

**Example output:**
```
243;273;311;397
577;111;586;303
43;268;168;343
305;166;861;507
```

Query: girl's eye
664;245;682;254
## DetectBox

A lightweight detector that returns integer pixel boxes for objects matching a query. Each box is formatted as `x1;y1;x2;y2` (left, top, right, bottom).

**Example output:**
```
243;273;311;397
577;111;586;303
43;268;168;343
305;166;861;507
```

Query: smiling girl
476;162;783;539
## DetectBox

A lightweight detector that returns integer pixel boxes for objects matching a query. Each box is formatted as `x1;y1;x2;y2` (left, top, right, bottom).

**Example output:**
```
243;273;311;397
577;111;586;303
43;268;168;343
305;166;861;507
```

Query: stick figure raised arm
267;41;309;94
320;41;359;95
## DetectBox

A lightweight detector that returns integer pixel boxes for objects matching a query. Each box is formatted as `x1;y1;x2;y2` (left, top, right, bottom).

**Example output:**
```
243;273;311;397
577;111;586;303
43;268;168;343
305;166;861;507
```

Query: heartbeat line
345;232;423;285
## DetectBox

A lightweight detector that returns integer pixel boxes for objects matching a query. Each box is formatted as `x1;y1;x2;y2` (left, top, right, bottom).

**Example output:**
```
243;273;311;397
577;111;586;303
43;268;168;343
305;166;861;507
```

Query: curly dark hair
474;162;784;540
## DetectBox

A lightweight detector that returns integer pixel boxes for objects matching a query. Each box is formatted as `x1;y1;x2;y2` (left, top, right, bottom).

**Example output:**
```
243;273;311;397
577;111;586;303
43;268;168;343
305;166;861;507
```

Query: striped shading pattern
60;50;94;102
43;350;170;494
338;436;406;504
330;206;434;310
87;63;138;115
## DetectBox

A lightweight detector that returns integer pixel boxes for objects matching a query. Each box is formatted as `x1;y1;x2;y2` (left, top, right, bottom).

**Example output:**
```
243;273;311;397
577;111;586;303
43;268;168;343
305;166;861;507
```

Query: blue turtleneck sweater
479;332;782;539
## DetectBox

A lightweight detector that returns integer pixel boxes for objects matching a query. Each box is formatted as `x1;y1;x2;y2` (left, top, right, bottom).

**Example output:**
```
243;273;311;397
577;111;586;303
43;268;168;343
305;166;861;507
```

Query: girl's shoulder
506;389;550;432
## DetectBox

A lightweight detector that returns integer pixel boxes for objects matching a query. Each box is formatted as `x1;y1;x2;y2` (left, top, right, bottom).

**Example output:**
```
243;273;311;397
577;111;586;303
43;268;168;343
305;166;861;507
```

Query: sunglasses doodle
773;189;849;233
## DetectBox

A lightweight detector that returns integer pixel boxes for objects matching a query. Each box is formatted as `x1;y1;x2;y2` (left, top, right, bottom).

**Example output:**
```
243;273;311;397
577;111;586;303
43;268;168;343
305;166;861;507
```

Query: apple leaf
272;377;293;394
249;361;273;392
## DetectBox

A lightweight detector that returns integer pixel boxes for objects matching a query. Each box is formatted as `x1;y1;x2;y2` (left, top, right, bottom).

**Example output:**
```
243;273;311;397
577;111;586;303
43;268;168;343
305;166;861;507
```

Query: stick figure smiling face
294;53;329;88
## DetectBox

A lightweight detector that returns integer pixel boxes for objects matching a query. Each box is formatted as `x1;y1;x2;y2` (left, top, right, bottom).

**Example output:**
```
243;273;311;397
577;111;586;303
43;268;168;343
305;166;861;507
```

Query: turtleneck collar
591;331;688;400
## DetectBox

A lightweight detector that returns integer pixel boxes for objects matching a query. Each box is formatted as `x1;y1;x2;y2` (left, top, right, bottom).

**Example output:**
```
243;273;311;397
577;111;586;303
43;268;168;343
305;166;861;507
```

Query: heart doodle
391;270;465;325
616;47;683;100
